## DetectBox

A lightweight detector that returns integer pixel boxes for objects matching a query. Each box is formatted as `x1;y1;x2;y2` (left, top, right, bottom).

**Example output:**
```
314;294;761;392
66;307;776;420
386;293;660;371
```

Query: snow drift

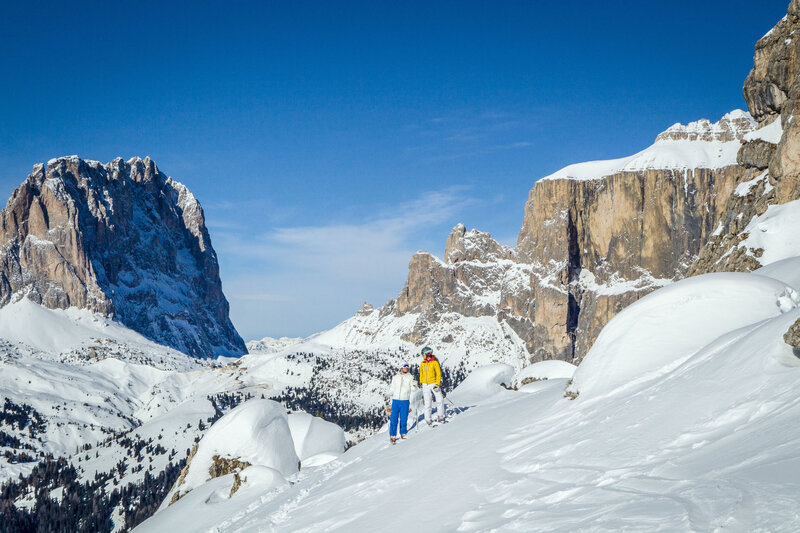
568;272;800;398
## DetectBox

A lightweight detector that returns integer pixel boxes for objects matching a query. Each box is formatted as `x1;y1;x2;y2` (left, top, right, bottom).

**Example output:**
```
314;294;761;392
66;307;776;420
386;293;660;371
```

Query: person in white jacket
388;363;417;443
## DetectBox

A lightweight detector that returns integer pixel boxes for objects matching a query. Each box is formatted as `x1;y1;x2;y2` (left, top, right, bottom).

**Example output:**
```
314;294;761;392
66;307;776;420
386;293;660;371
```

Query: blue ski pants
389;399;409;437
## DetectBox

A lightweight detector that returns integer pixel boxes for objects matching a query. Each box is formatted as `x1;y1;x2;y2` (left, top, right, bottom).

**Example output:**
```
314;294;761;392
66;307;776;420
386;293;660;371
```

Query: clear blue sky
0;1;790;341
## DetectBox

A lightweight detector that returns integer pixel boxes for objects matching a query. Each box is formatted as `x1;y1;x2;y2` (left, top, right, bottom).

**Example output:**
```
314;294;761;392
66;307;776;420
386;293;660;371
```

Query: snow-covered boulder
450;363;515;403
569;273;800;398
287;413;346;463
514;360;576;389
170;399;299;502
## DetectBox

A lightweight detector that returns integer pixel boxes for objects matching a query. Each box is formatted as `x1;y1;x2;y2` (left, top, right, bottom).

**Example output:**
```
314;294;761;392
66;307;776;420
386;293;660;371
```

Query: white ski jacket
389;372;416;401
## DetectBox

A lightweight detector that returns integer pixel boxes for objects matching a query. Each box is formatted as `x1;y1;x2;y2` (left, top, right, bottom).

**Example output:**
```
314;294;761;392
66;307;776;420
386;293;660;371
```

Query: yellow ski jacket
419;358;441;385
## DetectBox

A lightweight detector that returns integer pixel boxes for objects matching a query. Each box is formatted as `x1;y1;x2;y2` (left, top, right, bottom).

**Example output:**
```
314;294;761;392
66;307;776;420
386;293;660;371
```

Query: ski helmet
421;346;433;357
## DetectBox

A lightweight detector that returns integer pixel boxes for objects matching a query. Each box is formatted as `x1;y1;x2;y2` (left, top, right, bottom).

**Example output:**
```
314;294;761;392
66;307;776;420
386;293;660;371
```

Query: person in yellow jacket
419;346;446;424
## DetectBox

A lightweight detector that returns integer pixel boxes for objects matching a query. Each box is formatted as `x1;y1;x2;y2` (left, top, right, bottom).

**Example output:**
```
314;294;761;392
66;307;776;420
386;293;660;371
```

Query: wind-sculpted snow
135;266;800;532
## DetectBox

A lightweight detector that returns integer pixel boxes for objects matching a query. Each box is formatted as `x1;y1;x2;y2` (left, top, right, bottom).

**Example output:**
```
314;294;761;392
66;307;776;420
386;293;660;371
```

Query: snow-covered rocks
514;360;576;389
568;272;800;398
450;363;515;404
246;336;304;354
169;400;299;504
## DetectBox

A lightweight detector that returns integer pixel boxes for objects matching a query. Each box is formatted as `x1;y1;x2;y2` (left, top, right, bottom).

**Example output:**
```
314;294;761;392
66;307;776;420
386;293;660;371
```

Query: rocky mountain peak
445;223;513;265
654;110;756;143
0;155;246;358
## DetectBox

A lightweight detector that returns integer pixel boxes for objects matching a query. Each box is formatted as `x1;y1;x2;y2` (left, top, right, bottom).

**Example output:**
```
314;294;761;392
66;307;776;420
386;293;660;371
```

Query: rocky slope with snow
692;0;800;275
0;156;245;358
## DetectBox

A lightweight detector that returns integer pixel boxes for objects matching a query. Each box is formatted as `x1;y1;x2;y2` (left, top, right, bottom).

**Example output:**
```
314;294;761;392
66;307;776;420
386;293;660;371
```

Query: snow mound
450;363;515;403
0;298;152;353
570;273;800;398
756;256;800;290
176;399;298;496
515;360;576;387
287;413;346;462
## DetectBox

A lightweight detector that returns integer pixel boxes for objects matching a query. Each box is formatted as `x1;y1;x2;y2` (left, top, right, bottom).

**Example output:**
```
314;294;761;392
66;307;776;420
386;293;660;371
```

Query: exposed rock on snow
514;360;576;388
0;156;245;358
694;3;800;274
784;318;800;350
166;400;299;504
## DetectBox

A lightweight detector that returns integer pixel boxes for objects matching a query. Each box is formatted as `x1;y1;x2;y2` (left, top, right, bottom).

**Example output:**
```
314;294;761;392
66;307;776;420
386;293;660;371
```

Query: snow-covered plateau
135;265;800;532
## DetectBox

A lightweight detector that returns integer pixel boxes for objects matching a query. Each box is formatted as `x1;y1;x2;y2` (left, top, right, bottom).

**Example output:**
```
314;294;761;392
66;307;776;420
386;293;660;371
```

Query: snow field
136;262;800;532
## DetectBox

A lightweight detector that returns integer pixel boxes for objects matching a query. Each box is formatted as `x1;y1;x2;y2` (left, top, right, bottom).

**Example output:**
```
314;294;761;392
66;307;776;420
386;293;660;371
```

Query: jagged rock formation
0;156;245;358
393;224;533;349
692;1;800;274
347;2;800;365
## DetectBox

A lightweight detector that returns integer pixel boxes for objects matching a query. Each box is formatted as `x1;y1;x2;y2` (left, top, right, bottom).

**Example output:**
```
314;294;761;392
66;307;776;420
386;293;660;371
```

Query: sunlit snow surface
136;267;800;532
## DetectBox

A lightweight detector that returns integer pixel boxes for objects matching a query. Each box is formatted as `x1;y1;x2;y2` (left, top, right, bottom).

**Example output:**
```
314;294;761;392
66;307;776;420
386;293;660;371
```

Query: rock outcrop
784;318;800;350
692;1;800;274
0;156;246;358
394;224;533;348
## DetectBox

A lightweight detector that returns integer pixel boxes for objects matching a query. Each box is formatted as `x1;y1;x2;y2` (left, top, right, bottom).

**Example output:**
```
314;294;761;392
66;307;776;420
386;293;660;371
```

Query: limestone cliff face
0;156;246;358
517;164;745;361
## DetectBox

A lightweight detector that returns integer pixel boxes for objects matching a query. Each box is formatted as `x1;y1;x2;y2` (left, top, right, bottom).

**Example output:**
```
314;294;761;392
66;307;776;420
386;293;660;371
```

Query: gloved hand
433;385;440;393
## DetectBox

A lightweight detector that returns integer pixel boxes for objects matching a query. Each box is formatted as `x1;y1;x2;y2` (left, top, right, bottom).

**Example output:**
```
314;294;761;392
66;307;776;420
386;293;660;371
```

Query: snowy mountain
246;336;304;354
135;266;800;531
0;156;245;358
5;2;800;532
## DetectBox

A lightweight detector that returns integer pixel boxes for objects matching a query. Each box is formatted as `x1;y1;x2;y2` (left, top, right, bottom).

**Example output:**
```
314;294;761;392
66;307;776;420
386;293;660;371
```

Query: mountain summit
0;155;245;358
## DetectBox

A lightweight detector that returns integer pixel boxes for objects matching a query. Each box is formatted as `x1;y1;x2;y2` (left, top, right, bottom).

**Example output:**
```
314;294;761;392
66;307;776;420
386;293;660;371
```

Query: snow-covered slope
136;260;800;532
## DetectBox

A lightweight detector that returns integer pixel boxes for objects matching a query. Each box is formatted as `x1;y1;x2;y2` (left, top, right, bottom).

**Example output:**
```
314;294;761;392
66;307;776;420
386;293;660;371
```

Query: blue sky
0;1;790;340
